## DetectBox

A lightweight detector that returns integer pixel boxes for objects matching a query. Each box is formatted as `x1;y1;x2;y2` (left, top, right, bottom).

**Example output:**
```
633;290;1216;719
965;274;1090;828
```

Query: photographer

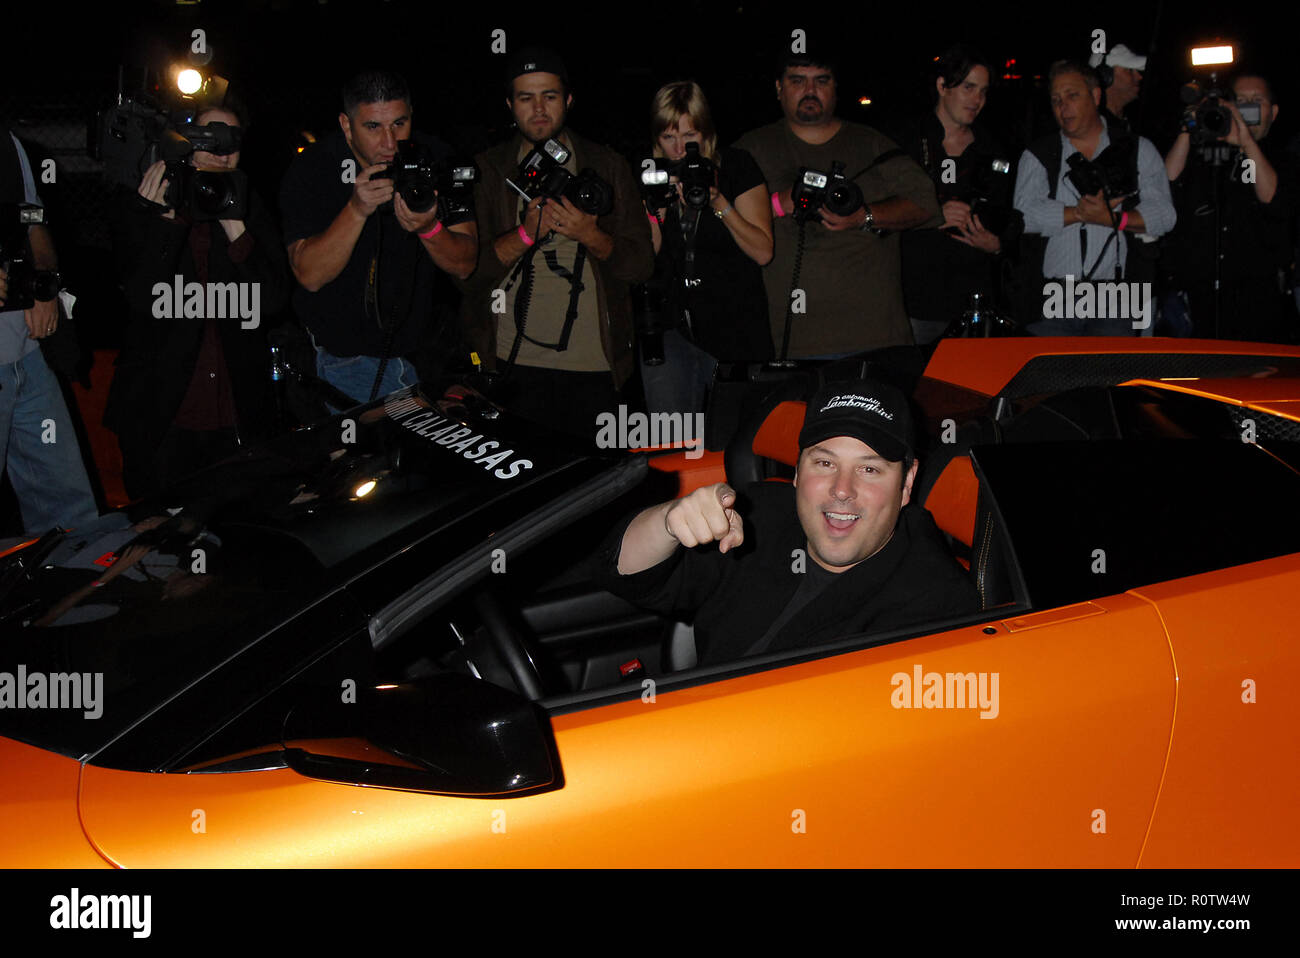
459;48;652;438
735;46;940;359
640;81;773;417
0;128;97;532
1162;73;1297;342
1013;60;1175;335
106;96;290;500
280;71;477;405
895;45;1023;343
1088;43;1146;135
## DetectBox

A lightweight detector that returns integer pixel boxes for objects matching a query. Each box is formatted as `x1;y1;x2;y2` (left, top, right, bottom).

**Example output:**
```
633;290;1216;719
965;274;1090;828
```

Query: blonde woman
641;81;773;416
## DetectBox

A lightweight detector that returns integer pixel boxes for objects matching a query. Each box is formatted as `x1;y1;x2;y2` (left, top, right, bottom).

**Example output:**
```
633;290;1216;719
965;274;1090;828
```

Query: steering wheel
471;586;546;701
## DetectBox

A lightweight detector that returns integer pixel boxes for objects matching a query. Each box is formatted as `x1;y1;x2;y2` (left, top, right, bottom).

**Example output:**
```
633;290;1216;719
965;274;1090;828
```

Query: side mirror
282;673;559;796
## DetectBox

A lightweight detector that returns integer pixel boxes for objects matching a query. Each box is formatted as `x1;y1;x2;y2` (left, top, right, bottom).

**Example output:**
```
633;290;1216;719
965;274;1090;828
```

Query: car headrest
723;373;817;487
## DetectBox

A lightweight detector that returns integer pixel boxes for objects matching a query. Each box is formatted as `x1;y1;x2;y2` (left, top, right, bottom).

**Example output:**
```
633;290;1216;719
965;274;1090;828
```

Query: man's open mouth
824;511;860;532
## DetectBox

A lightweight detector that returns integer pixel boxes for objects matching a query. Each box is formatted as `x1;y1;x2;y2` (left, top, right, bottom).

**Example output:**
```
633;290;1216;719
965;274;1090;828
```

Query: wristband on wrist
1118;211;1129;231
517;224;535;246
771;192;786;218
418;221;443;239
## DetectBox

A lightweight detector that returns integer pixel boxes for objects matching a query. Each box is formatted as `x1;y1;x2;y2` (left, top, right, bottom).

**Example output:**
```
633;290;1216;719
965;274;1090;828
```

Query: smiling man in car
597;378;979;665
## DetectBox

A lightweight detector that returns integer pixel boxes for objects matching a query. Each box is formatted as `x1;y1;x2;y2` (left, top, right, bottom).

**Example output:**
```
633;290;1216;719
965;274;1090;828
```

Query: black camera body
943;157;1014;237
1065;140;1139;208
1181;82;1262;145
676;143;716;209
790;161;863;221
373;139;478;219
0;203;59;310
95;96;249;220
518;138;613;216
639;142;717;211
163;165;249;222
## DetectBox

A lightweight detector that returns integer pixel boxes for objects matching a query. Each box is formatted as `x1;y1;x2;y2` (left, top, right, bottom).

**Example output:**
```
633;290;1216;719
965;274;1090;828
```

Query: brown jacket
458;130;653;387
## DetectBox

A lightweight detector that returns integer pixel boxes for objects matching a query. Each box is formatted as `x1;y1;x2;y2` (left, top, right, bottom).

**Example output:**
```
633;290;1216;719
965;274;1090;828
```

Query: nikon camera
373;139;478;220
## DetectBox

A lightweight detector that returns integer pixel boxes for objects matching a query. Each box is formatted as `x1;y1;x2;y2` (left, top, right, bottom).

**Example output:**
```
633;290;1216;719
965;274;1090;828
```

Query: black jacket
895;112;1023;324
595;482;980;666
105;188;290;450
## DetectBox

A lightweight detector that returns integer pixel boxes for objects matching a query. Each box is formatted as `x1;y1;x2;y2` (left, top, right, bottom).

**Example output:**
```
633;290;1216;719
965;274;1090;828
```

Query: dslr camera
1065;139;1139;209
0;204;59;310
790;161;863;221
1180;81;1262;145
518;138;613;216
373;139;478;219
943;157;1014;236
95;96;249;221
639;143;716;211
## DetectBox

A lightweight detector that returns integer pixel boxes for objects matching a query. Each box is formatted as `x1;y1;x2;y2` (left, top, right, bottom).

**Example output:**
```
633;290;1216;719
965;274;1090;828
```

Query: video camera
94;95;249;221
0;204;59;310
639;143;717;211
517;138;613;216
790;161;863;221
943;157;1014;236
372;139;478;219
1065;139;1139;209
1180;81;1261;145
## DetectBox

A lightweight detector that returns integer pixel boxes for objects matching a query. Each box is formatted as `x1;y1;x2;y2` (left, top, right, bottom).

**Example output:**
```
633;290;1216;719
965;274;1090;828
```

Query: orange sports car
2;337;1298;867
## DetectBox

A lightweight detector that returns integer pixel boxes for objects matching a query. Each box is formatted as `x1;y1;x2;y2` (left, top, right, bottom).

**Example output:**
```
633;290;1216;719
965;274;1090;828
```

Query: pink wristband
1118;211;1129;231
771;192;786;217
418;221;443;239
518;224;535;246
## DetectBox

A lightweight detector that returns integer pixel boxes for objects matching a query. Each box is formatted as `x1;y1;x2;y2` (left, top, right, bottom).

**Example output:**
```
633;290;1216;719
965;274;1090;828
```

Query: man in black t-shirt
597;378;978;665
280;70;477;405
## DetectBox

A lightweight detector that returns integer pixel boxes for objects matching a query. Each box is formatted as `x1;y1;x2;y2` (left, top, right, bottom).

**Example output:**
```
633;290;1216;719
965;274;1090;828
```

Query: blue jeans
314;347;417;409
640;330;717;417
0;348;99;534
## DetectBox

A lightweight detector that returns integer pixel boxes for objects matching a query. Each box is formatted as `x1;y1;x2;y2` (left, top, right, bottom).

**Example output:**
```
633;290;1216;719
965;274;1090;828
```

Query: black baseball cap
798;379;914;462
506;46;570;91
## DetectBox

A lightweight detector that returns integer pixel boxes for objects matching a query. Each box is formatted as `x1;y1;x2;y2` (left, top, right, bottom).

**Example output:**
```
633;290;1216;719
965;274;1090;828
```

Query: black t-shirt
279;129;472;358
654;145;772;360
596;482;980;666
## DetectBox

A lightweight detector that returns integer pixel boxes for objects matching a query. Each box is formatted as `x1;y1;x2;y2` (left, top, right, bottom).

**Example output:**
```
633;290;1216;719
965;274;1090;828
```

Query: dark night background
6;0;1290;344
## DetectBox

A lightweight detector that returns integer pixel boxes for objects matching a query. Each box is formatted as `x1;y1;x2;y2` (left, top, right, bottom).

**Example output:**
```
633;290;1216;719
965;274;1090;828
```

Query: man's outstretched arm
617;482;744;575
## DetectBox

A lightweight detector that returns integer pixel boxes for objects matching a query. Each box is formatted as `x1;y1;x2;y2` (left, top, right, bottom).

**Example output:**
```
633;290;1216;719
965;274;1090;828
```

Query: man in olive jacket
459;47;653;439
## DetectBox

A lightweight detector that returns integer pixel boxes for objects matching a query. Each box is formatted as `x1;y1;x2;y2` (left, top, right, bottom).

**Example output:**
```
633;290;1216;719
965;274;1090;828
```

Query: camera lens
192;171;237;218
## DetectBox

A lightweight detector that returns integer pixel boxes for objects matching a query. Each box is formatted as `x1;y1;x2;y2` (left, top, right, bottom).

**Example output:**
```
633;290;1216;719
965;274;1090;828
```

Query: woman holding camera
106;96;289;500
640;81;773;417
895;45;1022;343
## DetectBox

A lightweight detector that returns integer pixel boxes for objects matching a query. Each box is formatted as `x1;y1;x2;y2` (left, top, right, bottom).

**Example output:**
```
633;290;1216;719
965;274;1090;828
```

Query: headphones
1096;45;1113;89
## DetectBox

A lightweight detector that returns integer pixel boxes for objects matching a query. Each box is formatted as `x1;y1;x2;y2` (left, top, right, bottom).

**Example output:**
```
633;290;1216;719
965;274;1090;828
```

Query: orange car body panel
0;739;106;867
1122;377;1300;424
923;338;1300;397
1130;554;1300;866
76;592;1174;867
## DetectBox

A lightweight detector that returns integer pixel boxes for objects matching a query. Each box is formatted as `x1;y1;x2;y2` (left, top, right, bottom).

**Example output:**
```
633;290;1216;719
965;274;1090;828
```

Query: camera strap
500;232;589;363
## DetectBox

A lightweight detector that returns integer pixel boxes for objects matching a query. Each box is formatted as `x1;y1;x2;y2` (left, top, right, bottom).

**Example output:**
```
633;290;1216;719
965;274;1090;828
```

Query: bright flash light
1191;45;1234;67
858;96;872;106
177;69;204;95
353;480;376;498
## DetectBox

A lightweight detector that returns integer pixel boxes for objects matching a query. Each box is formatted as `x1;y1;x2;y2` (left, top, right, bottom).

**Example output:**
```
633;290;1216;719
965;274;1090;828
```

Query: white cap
1089;43;1147;71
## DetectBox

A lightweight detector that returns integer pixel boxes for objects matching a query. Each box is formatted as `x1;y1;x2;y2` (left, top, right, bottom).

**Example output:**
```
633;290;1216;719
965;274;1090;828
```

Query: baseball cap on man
1089;43;1147;72
506;46;570;89
798;379;914;462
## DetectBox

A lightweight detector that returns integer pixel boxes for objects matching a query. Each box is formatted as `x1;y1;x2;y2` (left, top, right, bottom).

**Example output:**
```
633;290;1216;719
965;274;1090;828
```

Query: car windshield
0;386;593;759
